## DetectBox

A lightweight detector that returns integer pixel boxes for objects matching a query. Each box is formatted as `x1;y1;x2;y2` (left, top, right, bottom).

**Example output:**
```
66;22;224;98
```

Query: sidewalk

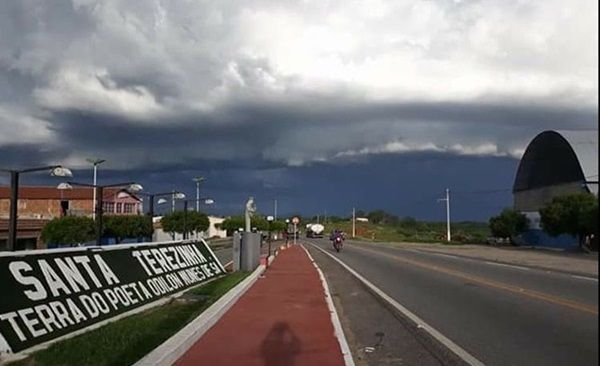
176;245;347;366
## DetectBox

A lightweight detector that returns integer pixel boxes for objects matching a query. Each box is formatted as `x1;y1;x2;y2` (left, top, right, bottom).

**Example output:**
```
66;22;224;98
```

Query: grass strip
9;272;249;366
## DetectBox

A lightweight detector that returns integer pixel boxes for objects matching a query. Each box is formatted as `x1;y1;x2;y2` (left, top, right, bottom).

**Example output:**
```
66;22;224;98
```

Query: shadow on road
260;321;302;366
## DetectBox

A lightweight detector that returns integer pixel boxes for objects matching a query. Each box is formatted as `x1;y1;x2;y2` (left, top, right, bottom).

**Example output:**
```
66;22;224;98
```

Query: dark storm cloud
0;144;69;169
34;96;597;171
1;0;597;219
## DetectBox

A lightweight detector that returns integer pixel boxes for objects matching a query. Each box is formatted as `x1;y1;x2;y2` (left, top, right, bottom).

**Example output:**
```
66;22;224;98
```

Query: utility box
233;232;261;271
233;232;242;271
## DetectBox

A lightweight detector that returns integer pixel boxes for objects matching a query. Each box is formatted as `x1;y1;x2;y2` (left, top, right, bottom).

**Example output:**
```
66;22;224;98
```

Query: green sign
0;240;225;353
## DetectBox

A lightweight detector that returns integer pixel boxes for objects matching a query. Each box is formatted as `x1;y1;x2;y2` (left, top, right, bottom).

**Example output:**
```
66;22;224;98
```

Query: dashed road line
483;261;531;271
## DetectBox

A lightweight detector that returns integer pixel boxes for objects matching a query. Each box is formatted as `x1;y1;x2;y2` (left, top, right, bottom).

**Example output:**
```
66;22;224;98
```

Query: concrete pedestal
233;232;261;271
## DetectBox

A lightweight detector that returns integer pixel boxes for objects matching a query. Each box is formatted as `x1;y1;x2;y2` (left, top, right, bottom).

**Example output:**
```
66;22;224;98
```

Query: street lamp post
193;177;205;213
139;191;185;218
1;165;73;250
138;191;185;241
86;159;105;220
182;198;214;240
60;181;143;246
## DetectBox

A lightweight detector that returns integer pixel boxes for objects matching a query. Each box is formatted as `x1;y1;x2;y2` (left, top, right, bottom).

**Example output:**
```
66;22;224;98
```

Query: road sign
292;217;300;224
0;239;224;353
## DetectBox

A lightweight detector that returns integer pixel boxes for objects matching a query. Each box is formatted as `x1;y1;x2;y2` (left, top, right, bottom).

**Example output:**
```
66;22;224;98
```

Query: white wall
207;216;227;238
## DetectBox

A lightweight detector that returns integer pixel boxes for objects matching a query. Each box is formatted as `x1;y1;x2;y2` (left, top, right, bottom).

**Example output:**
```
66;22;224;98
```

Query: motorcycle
333;235;343;252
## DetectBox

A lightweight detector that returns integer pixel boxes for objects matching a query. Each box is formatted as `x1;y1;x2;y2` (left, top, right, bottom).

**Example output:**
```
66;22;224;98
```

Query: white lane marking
301;244;356;366
570;275;599;282
307;242;486;366
483;261;531;271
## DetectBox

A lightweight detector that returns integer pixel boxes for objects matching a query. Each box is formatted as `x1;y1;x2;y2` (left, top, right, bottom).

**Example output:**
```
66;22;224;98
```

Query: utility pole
352;207;356;238
274;199;278;220
172;190;175;213
437;188;451;242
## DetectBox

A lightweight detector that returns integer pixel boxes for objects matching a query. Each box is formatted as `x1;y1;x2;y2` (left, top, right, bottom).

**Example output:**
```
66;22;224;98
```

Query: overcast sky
0;0;597;220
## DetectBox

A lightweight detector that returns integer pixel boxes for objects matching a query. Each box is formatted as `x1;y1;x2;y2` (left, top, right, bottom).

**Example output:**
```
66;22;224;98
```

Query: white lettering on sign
7;255;121;302
0;243;223;350
132;244;208;276
39;259;72;297
9;262;47;301
54;257;90;292
94;255;120;286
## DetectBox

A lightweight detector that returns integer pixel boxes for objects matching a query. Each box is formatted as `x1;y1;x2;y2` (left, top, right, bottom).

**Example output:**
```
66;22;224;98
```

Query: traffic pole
446;188;451;242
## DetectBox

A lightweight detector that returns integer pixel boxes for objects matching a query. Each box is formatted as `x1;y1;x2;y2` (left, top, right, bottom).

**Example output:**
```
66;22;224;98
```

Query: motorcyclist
330;228;344;250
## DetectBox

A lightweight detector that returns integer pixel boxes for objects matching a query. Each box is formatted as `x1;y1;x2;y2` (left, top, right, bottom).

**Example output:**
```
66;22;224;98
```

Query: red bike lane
176;244;347;366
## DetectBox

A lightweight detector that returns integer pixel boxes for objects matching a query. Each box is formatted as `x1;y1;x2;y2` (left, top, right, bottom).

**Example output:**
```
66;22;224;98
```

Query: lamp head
173;192;186;199
56;182;73;190
86;158;106;166
51;166;73;178
127;183;143;193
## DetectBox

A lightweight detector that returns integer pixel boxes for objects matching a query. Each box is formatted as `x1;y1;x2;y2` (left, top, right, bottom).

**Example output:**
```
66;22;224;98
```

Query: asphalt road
212;247;233;267
307;239;598;366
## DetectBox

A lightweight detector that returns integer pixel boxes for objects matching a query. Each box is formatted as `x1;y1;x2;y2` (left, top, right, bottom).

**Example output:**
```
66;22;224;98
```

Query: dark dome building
512;130;598;248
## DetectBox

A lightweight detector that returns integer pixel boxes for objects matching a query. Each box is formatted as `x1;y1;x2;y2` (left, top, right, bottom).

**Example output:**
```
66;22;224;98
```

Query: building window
103;202;115;213
124;203;134;213
116;203;123;213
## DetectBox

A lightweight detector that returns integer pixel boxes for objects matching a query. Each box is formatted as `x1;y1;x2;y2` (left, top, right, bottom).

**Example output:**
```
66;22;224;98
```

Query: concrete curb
301;243;355;366
134;260;271;366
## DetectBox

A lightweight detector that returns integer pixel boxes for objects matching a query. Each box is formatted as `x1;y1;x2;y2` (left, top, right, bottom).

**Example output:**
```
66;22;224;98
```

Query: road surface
212;246;232;267
306;239;598;366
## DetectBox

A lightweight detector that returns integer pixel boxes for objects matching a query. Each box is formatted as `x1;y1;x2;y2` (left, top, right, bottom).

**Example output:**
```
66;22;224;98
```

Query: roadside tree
488;209;529;244
540;192;598;249
161;211;209;239
103;215;153;243
41;216;95;246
